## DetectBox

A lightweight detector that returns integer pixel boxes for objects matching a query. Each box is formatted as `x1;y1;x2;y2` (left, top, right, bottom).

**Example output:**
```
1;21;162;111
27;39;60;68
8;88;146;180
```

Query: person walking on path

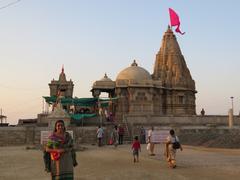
45;120;77;180
97;125;104;147
140;126;146;144
132;136;141;163
147;126;155;156
118;124;124;145
111;125;119;148
165;129;183;168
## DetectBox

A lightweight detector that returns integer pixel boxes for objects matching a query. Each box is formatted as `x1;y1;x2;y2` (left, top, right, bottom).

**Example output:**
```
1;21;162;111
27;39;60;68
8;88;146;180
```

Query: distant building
0;114;8;126
49;66;74;98
48;66;74;112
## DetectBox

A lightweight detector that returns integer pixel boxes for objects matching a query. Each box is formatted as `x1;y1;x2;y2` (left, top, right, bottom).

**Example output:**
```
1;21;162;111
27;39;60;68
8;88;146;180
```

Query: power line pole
230;96;234;114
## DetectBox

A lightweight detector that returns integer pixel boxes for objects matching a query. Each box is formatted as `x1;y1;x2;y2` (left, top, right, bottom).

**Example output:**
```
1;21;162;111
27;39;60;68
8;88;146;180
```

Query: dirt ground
0;144;240;180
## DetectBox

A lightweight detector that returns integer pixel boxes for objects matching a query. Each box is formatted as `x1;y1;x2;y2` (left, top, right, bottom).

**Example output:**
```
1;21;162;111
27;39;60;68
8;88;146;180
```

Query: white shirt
97;128;104;138
167;135;179;143
148;129;153;142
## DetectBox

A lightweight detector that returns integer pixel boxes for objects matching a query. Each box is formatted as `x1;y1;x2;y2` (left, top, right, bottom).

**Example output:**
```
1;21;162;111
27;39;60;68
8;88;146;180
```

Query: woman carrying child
165;129;183;168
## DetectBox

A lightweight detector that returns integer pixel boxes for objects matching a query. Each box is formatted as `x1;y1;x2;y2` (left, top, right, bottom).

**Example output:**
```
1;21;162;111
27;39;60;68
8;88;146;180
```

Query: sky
0;0;240;125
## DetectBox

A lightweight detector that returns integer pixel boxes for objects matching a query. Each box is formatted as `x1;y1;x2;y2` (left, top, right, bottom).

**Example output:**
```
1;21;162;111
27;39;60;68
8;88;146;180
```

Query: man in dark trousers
118;124;124;145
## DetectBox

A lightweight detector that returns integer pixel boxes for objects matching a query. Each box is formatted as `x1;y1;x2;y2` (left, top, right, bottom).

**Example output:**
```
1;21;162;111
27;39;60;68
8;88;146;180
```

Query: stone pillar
47;104;71;130
228;108;233;128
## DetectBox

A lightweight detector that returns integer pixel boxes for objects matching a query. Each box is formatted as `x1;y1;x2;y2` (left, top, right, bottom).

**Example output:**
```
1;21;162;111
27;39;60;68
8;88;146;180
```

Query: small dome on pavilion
99;73;113;82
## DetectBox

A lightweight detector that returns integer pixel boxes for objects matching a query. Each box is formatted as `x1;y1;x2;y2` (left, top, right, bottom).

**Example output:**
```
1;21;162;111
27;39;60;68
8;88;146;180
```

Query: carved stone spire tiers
153;27;195;91
59;65;67;82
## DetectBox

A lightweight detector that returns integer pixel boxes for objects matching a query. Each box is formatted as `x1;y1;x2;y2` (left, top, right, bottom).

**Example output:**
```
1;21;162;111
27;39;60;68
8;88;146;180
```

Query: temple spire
59;65;66;82
152;26;195;90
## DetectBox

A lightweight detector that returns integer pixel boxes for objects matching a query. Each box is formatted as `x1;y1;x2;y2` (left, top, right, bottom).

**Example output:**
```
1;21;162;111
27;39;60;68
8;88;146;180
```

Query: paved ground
0;144;240;180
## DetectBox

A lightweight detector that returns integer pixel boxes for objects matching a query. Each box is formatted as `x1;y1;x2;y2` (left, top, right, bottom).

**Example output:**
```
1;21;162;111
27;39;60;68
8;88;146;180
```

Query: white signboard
40;131;52;145
40;130;74;145
151;130;169;143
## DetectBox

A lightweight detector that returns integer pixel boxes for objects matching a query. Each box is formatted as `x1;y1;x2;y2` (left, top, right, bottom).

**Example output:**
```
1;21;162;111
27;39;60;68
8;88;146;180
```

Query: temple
91;26;197;122
18;26;197;127
8;27;240;149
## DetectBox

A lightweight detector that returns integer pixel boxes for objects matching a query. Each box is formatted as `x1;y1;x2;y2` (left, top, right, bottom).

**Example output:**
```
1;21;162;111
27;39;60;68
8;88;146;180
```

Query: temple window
178;96;184;104
136;92;147;101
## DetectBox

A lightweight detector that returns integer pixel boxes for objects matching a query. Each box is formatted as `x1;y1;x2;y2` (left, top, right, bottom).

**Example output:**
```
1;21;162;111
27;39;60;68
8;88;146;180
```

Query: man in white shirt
97;126;104;147
147;126;155;156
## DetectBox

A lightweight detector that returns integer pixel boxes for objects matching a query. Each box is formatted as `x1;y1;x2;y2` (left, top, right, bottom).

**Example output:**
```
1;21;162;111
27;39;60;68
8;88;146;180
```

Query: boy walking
132;136;141;163
97;126;104;147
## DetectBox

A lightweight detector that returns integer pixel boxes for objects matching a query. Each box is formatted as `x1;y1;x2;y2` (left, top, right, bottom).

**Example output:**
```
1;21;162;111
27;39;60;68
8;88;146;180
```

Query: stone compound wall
131;125;240;148
1;115;240;147
178;127;240;148
126;115;240;126
0;126;114;146
0;127;27;146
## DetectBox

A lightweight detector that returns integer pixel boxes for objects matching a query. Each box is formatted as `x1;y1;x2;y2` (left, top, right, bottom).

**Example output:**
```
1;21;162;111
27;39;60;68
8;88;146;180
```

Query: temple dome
99;73;113;82
116;60;151;81
92;73;115;89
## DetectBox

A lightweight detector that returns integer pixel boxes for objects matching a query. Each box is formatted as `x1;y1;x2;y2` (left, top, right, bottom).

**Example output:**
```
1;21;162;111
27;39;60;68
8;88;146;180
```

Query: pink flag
169;8;185;35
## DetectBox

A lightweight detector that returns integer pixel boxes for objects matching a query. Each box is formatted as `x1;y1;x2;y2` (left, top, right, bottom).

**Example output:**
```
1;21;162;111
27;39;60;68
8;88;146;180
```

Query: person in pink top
132;136;141;163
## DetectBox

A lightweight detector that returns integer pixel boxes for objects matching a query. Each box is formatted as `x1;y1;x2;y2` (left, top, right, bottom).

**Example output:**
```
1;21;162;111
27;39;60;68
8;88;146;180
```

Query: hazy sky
0;0;240;125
